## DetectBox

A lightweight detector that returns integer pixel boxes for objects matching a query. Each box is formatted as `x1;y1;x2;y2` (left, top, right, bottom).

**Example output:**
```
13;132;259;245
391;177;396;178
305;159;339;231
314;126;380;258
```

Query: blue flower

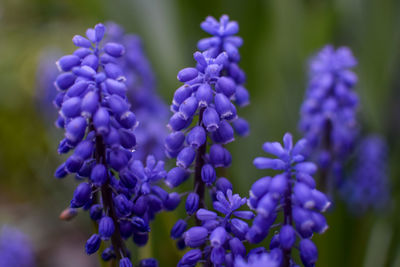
0;226;35;267
299;45;359;190
341;135;390;213
53;23;171;262
248;133;330;266
180;189;254;265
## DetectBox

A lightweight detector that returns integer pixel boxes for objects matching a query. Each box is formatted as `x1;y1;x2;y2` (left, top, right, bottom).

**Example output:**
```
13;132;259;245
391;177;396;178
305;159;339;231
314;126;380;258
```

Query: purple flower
165;17;249;266
53;23;171;262
180;189;254;265
299;45;359;191
85;234;101;255
341;135;390;213
178;249;202;266
248;133;329;266
0;226;35;267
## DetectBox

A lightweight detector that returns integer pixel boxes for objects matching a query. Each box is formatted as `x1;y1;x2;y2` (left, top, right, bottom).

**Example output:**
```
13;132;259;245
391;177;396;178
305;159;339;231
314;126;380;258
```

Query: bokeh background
0;0;399;266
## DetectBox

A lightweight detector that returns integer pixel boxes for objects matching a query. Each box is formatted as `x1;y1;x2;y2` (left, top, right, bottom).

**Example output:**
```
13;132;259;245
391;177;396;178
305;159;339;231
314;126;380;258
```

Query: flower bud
65;117;87;145
168;113;191;132
215;93;233;119
165;132;185;152
235;85;250;107
85;234;101;254
184;226;208;248
215;177;233;194
101;247;116;261
105;79;127;97
185;193;199;215
211;120;234;144
210;227;228;247
232;117;249;137
90;164;108;186
104;42;125;57
201;164;216;185
177;146;196;169
171;219;187;239
99;216;115;240
202;107;220;132
178;249;202;266
164;192;181;211
216;77;236;98
71;182;91;208
299;239;318;267
93;107;110;135
178;96;198;120
279;225;296;250
90;204;103;221
165;167;189;188
196;208;217;221
196;83;213;107
177;67;198;82
173;85;193;106
57;55;81;72
186;126;206;148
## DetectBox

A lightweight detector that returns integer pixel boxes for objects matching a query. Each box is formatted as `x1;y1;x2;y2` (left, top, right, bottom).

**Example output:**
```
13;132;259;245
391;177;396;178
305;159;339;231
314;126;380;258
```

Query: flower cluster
299;45;359;190
248;133;330;267
176;183;254;266
198;15;250;135
0;226;35;267
106;22;169;161
165;14;248;199
53;23;172;266
163;15;251;266
341;135;390;213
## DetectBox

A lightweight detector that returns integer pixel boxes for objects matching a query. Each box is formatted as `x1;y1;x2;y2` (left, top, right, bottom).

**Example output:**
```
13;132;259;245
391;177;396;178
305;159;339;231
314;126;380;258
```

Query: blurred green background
0;0;399;266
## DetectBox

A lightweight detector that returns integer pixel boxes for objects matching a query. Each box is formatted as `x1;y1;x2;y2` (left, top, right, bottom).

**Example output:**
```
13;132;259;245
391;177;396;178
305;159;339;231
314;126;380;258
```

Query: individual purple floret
299;45;359;192
248;133;330;267
0;226;35;267
53;23;167;266
341;135;390;213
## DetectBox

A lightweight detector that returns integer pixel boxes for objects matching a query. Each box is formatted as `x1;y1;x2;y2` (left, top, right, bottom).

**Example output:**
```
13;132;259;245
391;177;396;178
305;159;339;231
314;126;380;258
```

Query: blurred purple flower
0;226;35;267
341;135;390;213
299;45;359;191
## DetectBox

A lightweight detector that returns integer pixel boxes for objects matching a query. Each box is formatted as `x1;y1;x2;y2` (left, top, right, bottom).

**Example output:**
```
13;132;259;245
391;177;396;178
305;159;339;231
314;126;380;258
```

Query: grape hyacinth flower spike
165;14;248;206
341;135;390;213
299;45;359;192
53;23;166;266
248;133;330;267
